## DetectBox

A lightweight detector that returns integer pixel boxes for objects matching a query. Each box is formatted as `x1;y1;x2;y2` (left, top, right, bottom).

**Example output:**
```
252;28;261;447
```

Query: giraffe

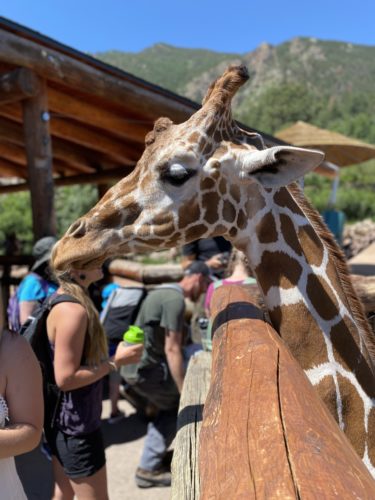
53;65;375;476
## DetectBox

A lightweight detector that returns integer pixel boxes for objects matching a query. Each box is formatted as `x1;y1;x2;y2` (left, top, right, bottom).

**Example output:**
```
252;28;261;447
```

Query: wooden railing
172;284;375;499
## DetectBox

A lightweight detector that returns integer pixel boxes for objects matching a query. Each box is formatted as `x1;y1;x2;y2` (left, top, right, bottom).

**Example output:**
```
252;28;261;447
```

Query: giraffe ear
239;146;325;187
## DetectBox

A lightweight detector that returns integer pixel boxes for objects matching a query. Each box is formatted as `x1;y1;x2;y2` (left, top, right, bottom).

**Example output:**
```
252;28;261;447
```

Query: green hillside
96;37;375;142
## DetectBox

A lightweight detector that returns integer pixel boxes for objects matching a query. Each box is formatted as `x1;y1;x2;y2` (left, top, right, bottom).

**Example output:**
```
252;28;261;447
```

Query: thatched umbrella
276;121;375;167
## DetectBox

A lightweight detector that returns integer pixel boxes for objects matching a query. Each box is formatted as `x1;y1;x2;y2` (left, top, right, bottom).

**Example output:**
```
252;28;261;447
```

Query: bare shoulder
0;330;36;367
50;300;87;320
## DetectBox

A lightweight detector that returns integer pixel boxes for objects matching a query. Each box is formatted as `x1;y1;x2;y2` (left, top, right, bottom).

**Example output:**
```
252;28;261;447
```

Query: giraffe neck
232;182;375;475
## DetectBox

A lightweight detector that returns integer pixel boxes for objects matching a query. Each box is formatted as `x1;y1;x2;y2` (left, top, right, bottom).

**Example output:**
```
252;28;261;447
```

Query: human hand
206;254;225;269
114;342;143;366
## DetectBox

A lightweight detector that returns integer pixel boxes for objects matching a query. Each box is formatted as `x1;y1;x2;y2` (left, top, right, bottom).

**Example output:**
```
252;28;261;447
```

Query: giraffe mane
288;183;375;364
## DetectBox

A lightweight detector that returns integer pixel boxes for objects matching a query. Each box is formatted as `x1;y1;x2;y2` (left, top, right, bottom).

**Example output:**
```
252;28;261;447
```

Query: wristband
107;360;118;372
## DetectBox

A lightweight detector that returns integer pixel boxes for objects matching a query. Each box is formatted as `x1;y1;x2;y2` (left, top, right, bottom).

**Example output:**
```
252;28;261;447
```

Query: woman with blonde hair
0;291;43;499
46;252;143;500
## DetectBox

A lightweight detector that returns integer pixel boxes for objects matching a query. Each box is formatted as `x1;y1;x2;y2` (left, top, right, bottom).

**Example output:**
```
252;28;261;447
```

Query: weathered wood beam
0;67;40;105
0;140;26;165
0;27;197;122
0;166;134;194
171;351;212;500
198;285;375;498
22;77;56;238
0;139;98;177
0;104;144;163
0;116;104;173
0;156;26;177
47;87;151;144
108;259;183;284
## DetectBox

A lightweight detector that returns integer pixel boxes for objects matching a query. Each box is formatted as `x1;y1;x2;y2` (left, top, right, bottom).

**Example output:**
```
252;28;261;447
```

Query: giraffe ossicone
53;65;375;477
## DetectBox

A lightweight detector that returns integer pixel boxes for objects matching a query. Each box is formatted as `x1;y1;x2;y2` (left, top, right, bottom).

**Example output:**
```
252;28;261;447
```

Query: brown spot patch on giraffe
185;224;208;241
367;407;375;465
306;274;340;321
200;177;216;191
219;178;227;195
315;375;339;424
337;373;366;457
223;200;236;223
178;201;201;229
229;184;241;203
330;317;375;398
274;188;305;216
255;251;302;295
214;130;223;143
202;141;213;157
136;225;151;238
280;214;303;256
153;223;175;238
236;209;247;230
188;131;200;144
269;303;328;370
213;224;227;234
256;212;278;244
297;224;324;266
99;199;142;229
96;207;124;230
141;238;166;247
229;227;237;238
245;185;266;219
202;192;220;225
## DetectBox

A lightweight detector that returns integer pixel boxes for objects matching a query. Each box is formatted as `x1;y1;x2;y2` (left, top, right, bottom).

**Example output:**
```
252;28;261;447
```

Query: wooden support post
198;285;375;498
171;351;212;500
0;67;40;105
22;77;56;239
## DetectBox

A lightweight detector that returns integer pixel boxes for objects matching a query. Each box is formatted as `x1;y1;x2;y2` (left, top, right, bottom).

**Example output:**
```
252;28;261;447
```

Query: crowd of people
0;235;254;499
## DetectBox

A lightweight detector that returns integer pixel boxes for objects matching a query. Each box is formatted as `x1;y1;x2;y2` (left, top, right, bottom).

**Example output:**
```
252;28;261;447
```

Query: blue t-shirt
100;283;120;311
17;273;57;302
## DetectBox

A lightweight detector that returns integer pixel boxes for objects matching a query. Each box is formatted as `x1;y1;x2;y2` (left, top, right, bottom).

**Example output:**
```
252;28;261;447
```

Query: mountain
95;37;375;142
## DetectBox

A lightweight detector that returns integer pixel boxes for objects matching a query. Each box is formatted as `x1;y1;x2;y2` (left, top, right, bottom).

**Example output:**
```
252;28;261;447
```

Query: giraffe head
53;65;324;271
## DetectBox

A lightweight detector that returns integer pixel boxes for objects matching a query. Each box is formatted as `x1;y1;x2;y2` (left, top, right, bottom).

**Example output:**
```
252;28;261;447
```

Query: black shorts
49;427;106;479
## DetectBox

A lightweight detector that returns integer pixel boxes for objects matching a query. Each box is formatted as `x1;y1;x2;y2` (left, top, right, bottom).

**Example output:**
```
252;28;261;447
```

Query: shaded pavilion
276;120;375;206
276;120;375;167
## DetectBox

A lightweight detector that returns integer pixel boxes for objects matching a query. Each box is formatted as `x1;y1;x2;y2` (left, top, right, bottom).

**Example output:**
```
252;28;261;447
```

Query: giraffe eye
161;163;196;186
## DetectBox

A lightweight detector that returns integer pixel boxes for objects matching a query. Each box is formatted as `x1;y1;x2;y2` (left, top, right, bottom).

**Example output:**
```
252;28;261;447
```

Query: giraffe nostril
66;219;86;238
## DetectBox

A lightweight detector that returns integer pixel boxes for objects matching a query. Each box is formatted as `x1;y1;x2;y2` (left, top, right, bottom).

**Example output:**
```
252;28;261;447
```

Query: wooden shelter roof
0;17;335;195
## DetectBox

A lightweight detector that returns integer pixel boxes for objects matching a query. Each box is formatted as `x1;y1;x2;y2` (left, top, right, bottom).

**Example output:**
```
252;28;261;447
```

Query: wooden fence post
199;285;375;499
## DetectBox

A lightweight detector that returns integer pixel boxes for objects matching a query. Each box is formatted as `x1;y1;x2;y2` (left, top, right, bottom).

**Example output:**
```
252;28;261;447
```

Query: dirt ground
16;398;171;500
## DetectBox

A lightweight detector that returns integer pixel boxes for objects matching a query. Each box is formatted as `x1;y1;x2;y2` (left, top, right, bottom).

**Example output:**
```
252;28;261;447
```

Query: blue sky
1;0;374;54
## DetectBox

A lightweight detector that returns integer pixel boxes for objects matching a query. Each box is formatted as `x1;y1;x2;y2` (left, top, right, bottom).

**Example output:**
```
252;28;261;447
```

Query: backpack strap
48;293;81;309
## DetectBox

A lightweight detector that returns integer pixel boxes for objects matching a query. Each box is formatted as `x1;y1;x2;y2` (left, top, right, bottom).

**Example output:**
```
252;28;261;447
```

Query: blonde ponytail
51;249;108;366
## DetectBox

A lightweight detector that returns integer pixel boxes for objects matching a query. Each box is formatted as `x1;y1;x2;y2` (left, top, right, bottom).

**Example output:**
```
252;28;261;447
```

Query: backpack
20;294;79;430
100;284;184;342
101;286;147;342
7;273;50;333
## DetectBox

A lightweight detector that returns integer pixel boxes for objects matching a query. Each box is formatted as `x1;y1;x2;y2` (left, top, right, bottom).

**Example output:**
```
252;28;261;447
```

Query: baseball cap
31;236;58;271
184;261;215;280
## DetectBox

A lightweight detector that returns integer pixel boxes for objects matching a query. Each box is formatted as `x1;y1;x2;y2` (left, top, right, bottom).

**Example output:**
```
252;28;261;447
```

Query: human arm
0;332;43;459
18;274;50;325
164;330;185;393
19;300;39;325
50;302;142;391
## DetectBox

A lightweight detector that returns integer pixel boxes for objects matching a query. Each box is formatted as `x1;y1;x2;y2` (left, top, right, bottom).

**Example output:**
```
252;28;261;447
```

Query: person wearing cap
17;236;58;325
131;261;212;489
